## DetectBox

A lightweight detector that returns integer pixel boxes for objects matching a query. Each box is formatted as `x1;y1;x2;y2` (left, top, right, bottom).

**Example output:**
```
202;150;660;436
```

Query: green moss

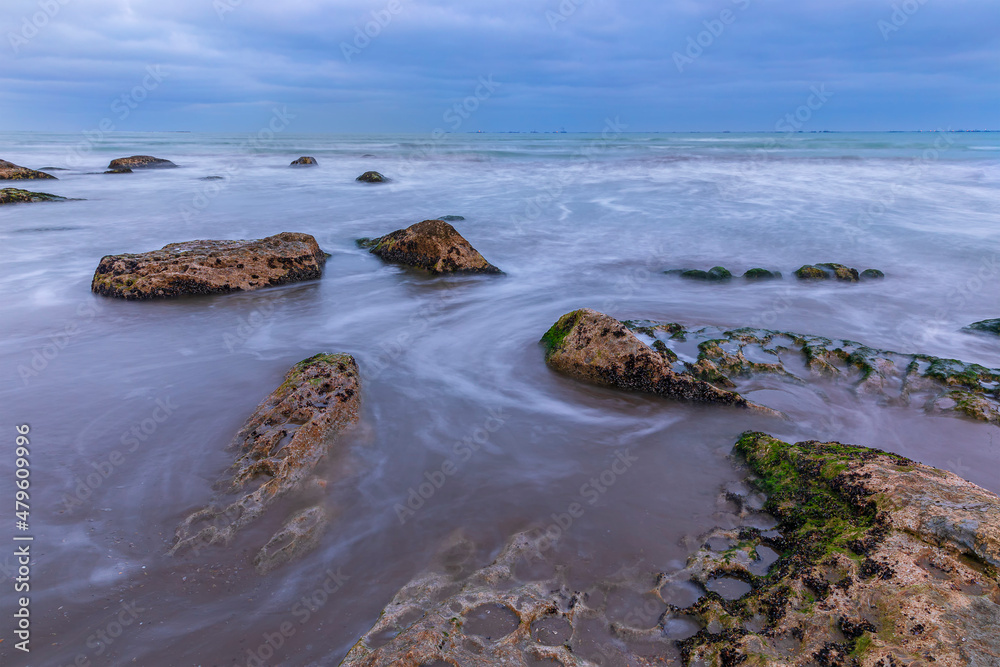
540;310;583;355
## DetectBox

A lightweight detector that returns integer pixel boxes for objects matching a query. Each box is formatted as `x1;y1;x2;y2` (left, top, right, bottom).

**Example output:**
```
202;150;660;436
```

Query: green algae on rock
91;232;327;300
541;309;776;413
794;264;883;282
666;266;734;281
672;432;1000;666
0;159;57;180
619;317;1000;426
170;353;360;574
743;268;782;280
0;188;68;204
356;170;387;183
107;155;176;169
290;156;317;165
860;268;885;279
963;319;1000;337
361;219;502;275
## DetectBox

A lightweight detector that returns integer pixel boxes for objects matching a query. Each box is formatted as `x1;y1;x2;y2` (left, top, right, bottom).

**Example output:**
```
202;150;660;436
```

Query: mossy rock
963;319;1000;336
438;215;465;221
816;263;860;282
860;269;885;280
743;268;781;280
676;266;733;281
357;171;387;183
0;188;68;204
290;156;317;166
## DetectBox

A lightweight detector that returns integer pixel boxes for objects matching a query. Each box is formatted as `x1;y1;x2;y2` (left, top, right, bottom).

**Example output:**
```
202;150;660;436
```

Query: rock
0;188;67;204
91;232;327;300
356;170;387;183
743;268;781;280
669;266;733;281
170;353;360;571
360;219;502;275
675;431;1000;666
341;531;608;666
199;175;224;181
107;155;176;169
622;317;1000;426
861;268;885;279
795;263;860;282
104;168;132;174
0;159;57;180
963;319;1000;336
541;309;775;412
438;215;465;221
290;156;317;166
39;167;69;171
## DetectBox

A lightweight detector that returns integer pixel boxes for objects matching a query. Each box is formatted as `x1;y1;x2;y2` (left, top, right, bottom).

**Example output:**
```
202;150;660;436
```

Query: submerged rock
0;159;57;180
743;268;781;280
541;309;775;413
107;155;176;169
675;431;1000;666
104;167;132;174
0;188;67;204
964;319;1000;336
170;353;360;573
290;156;317;166
623;317;1000;426
794;263;872;282
356;170;387;183
359;219;502;275
92;232;327;300
860;268;885;279
438;214;465;221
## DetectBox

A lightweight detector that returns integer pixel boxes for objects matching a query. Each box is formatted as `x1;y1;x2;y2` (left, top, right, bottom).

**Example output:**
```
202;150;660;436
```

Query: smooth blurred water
1;131;999;666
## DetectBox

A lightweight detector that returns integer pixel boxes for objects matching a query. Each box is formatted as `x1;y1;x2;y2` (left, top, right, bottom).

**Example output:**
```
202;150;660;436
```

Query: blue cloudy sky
1;0;997;132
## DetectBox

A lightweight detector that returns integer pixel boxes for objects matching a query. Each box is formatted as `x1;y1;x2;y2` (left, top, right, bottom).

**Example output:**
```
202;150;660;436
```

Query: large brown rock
541;309;773;412
675;432;1000;666
170;353;360;573
91;232;327;300
360;219;502;275
0;159;57;180
107;155;176;169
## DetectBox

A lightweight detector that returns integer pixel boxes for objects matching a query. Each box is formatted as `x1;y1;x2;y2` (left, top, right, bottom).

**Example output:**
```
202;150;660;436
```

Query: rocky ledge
170;353;360;574
963;319;1000;337
358;219;502;275
624;317;1000;426
0;188;68;204
0;159;57;180
673;432;1000;666
91;232;327;299
542;309;776;413
291;156;317;166
107;155;176;169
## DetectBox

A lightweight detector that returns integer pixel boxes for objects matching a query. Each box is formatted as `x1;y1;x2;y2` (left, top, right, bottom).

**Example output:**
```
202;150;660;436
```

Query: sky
0;0;997;133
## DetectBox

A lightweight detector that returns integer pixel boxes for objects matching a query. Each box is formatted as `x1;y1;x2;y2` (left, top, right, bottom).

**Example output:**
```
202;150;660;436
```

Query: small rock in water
290;156;317;166
0;188;68;204
861;268;885;279
795;263;860;282
356;170;387;183
963;319;1000;336
0;158;57;180
743;268;781;280
104;167;133;174
438;215;465;221
107;155;176;169
670;266;733;281
360;219;502;275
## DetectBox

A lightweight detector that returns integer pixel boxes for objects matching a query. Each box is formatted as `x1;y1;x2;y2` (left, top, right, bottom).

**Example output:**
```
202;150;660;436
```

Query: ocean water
1;131;999;665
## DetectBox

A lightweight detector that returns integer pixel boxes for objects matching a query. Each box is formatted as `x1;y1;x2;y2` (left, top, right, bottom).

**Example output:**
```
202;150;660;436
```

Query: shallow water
1;131;999;666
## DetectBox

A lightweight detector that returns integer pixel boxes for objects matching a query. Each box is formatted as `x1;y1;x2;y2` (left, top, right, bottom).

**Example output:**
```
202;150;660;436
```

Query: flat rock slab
91;232;327;300
675;432;1000;666
107;155;176;169
0;159;56;180
0;188;67;204
171;353;360;573
360;219;502;275
541;309;773;412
